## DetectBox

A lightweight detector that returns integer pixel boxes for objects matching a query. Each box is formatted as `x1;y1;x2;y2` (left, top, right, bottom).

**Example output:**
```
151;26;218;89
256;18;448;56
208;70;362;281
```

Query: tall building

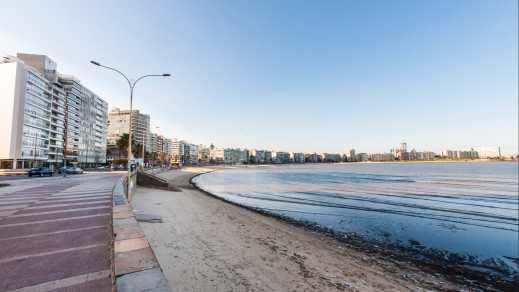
250;149;270;164
209;145;225;163
59;75;108;165
357;153;369;162
400;142;408;152
293;152;305;163
197;145;210;164
305;153;322;163
349;149;356;162
181;142;199;165
170;139;182;166
0;53;108;169
323;153;342;162
107;108;150;149
275;152;290;163
369;153;395;161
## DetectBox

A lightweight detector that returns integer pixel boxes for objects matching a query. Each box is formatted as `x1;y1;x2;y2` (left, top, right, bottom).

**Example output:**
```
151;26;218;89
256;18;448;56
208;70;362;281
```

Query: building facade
59;75;108;166
0;53;108;169
293;152;305;163
275;152;290;163
107;108;150;149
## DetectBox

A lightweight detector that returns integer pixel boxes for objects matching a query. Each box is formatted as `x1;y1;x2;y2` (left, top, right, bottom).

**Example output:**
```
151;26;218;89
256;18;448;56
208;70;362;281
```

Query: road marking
0;204;29;211
0;198;41;202
36;197;112;204
4;269;111;292
23;200;111;210
0;213;110;227
46;193;112;200
0;243;106;264
0;210;18;217
0;225;107;241
8;206;110;218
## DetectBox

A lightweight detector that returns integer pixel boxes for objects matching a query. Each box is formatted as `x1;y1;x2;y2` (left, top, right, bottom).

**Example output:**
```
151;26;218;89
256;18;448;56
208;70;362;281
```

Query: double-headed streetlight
90;60;170;200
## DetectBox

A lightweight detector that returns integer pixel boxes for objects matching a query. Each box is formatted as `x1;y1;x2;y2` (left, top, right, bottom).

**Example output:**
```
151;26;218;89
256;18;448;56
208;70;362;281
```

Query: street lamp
90;60;170;201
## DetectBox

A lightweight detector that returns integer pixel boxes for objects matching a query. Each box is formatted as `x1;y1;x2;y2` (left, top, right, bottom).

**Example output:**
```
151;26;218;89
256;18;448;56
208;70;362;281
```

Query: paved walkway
0;173;122;292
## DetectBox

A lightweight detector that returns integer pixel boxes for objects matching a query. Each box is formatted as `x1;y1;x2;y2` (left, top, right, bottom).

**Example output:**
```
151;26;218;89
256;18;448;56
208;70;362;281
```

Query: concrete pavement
0;173;123;292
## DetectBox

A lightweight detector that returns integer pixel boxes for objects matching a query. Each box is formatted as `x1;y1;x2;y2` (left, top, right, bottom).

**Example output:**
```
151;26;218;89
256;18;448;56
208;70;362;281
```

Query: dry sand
132;167;472;292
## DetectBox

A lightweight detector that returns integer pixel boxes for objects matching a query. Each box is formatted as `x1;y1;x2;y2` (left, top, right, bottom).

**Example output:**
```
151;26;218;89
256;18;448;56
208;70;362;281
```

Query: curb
112;177;171;292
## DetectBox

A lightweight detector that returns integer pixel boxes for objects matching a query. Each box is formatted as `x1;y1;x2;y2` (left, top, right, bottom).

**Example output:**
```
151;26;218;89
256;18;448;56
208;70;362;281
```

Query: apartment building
107;108;150;148
0;53;108;169
59;75;108;166
322;153;342;162
275;151;290;163
293;152;305;163
209;145;225;163
170;138;182;166
250;149;272;164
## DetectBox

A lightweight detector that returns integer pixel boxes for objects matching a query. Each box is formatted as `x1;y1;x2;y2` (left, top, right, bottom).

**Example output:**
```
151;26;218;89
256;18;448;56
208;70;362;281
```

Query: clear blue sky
1;0;517;154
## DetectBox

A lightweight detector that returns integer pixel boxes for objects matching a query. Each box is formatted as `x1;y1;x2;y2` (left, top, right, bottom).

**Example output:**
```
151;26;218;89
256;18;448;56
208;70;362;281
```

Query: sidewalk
0;174;120;291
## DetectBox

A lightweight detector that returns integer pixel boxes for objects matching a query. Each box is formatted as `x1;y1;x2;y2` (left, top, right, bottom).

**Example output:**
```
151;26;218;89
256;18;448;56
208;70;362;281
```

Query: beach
131;167;487;292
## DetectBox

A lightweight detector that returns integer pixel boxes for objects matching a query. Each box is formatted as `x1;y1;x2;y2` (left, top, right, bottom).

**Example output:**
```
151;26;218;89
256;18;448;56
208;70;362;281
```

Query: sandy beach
132;167;481;292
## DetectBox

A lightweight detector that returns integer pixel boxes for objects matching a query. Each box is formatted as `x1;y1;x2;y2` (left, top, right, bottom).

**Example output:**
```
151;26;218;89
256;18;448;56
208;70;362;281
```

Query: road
0;172;123;292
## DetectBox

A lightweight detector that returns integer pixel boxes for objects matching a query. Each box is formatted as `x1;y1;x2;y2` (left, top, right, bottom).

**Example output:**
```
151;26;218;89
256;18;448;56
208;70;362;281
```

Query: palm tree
116;133;129;160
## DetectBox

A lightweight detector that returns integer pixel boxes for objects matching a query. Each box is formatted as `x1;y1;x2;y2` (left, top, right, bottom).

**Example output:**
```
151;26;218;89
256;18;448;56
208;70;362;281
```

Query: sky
1;0;517;154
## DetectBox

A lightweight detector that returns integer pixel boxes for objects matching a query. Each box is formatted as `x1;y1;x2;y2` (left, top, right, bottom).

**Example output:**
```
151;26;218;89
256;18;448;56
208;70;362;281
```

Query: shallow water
193;162;519;275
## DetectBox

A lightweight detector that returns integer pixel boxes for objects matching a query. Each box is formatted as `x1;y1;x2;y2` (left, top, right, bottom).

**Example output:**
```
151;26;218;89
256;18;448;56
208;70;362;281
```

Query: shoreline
189;167;516;291
134;167;513;291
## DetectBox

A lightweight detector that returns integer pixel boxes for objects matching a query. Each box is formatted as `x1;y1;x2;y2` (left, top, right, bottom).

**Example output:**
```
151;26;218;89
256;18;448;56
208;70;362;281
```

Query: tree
115;133;144;160
116;133;129;159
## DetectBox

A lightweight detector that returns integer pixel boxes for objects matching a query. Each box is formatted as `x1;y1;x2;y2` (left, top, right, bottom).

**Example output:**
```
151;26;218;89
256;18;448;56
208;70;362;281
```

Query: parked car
58;166;84;174
28;167;53;177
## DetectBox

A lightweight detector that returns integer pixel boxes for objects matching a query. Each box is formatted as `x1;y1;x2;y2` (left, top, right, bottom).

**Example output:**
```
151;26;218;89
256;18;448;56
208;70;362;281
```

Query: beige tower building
107;108;150;148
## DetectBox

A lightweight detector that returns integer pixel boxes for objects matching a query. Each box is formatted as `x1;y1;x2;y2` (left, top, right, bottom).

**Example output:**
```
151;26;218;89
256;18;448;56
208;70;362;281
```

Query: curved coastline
190;167;518;291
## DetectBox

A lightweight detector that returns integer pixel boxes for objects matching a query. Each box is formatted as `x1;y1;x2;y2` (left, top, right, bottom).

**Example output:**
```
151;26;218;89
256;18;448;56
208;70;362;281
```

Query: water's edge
189;170;518;291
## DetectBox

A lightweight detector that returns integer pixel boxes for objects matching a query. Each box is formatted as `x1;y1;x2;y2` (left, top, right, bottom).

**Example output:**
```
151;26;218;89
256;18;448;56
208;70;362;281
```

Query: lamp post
90;60;170;201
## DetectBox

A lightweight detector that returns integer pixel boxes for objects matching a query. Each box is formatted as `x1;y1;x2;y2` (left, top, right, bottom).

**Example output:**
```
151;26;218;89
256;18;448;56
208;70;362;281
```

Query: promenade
0;173;122;292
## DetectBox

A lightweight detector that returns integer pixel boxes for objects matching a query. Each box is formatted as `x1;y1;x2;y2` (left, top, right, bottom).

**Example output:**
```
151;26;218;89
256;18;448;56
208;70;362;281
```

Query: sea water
193;162;518;276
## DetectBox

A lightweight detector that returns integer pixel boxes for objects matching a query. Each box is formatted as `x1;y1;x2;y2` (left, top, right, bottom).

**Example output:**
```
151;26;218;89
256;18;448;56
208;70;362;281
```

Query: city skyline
1;0;517;155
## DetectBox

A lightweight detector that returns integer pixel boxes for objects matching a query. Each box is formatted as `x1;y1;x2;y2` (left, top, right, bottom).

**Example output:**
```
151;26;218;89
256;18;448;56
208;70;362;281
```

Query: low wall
136;171;179;191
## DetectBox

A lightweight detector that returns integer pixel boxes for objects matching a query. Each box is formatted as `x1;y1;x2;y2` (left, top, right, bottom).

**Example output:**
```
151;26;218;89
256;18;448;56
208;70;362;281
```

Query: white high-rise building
0;53;108;169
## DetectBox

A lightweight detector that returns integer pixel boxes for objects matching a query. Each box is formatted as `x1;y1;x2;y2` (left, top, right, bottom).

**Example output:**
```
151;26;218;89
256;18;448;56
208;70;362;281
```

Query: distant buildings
170;139;182;166
250;149;271;164
349;149;356;162
181;142;199;165
136;138;489;168
305;153;322;163
357;153;369;162
369;153;394;162
0;53;108;169
293;152;305;163
223;148;249;164
197;145;211;164
275;152;290;164
442;149;479;160
209;145;224;164
323;153;342;163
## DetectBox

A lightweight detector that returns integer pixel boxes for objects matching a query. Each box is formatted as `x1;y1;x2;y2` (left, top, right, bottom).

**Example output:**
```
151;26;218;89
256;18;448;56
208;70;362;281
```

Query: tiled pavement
112;178;171;292
0;174;122;292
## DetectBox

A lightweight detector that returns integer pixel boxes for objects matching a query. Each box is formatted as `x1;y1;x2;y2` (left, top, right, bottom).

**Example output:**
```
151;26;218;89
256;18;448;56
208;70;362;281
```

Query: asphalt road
0;172;123;292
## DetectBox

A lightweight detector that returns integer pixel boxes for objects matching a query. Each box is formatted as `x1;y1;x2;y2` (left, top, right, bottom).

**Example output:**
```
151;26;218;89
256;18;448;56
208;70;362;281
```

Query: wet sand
132;167;477;292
